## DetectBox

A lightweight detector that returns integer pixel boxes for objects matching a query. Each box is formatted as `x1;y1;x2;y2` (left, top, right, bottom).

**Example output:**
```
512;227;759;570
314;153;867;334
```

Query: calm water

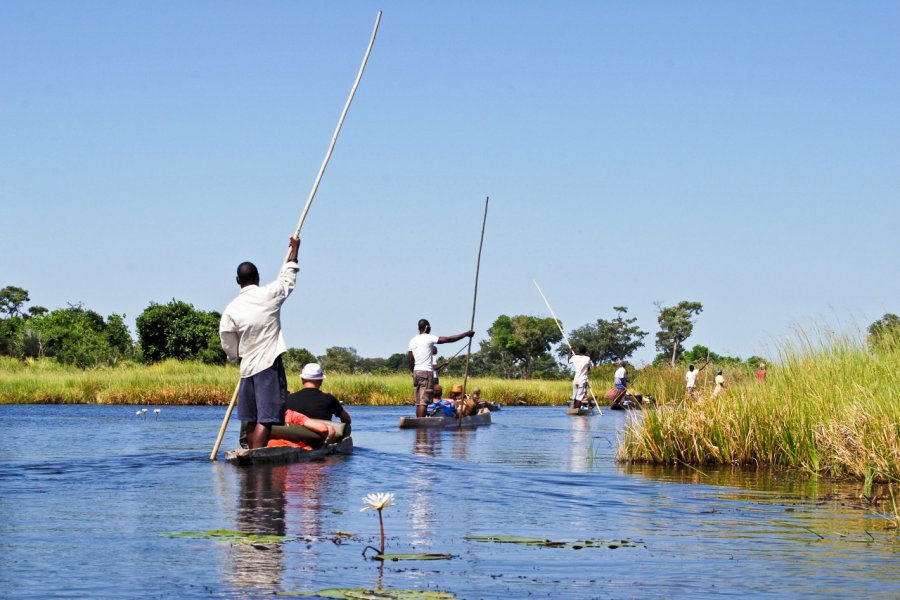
1;404;898;599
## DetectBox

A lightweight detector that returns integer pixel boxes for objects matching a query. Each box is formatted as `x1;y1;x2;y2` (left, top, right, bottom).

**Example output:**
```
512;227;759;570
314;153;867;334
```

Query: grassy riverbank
619;330;900;483
0;357;572;406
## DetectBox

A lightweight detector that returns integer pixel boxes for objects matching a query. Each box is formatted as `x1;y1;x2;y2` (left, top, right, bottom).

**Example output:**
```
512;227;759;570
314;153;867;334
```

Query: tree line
7;284;891;375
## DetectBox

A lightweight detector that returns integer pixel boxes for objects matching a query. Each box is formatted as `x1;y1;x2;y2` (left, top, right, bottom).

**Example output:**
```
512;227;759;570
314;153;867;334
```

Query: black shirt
285;387;344;421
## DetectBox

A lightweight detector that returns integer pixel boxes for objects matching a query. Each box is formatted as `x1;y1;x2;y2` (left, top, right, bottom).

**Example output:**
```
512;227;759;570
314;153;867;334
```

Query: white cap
300;363;325;381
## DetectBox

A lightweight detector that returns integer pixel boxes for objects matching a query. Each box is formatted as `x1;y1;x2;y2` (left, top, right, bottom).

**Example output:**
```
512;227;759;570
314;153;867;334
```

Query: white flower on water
361;492;396;512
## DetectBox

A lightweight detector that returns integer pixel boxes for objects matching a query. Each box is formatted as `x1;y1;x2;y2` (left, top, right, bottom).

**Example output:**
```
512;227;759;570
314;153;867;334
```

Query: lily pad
377;553;454;561
162;529;293;545
466;535;642;549
277;589;456;599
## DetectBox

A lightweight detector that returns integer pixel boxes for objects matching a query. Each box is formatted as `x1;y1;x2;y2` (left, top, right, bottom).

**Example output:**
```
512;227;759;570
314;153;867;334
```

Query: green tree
565;306;648;365
283;347;318;373
867;313;900;353
0;316;25;357
484;314;562;379
136;300;223;364
27;306;48;318
0;286;30;319
654;301;703;365
681;344;743;366
320;346;360;373
385;352;409;372
29;304;134;367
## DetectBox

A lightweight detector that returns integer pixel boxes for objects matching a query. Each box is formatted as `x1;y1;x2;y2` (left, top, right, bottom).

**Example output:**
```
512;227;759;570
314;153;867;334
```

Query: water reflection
568;415;590;473
413;428;440;457
225;466;287;592
449;429;471;461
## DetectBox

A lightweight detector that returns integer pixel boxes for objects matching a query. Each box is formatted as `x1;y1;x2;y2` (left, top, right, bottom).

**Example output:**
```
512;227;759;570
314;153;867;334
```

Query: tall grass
619;328;900;482
0;357;573;406
0;358;235;405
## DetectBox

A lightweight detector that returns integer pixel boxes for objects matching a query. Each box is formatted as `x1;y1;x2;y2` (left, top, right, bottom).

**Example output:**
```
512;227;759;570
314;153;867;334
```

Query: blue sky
2;1;898;366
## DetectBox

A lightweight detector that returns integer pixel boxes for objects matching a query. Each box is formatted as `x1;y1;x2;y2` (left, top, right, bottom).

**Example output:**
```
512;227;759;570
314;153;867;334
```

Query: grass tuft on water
618;326;900;484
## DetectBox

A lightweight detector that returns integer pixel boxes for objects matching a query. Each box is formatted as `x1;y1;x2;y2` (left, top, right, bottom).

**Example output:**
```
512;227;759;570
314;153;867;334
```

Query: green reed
619;327;900;483
0;357;573;406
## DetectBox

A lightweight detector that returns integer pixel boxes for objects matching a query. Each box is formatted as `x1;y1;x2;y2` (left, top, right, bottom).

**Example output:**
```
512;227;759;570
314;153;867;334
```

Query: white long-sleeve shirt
219;261;298;377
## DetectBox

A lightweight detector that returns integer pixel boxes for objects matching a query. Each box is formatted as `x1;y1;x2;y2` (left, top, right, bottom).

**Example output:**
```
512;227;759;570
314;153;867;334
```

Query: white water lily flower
360;492;396;512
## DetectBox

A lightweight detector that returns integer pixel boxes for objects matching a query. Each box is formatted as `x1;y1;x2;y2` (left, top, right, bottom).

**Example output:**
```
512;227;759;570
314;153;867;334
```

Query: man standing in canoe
219;237;300;449
567;346;592;410
408;319;474;417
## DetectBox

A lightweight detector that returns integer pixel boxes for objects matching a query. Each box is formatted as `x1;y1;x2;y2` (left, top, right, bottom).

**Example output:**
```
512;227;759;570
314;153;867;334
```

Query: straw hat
450;384;464;395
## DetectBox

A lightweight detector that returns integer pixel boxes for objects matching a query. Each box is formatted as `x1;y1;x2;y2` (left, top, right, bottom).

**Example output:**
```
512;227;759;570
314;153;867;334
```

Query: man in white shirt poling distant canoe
407;319;474;418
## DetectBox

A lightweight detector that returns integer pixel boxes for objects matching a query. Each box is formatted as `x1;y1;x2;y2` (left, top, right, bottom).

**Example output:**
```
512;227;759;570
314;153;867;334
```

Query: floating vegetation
277;590;456;599
161;529;293;545
466;535;643;549
377;553;455;561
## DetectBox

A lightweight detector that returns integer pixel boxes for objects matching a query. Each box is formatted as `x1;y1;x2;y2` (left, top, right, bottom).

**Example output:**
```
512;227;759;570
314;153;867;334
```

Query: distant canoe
398;412;492;429
565;404;596;416
224;436;353;466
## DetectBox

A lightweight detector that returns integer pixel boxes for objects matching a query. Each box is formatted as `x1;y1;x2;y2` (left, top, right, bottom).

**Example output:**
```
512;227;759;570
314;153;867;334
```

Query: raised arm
437;330;475;344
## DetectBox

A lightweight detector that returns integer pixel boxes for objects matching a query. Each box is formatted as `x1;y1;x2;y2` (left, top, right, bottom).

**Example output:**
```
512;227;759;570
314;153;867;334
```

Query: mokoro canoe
398;411;492;429
609;394;656;411
224;436;353;466
565;404;597;416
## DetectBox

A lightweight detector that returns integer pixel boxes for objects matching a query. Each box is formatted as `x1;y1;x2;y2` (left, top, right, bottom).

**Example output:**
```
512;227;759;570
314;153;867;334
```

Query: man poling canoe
219;237;300;449
408;320;474;418
209;10;382;460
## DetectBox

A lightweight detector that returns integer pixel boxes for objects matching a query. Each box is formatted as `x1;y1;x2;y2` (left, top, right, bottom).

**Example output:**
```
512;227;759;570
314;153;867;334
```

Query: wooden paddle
210;11;382;460
533;280;601;415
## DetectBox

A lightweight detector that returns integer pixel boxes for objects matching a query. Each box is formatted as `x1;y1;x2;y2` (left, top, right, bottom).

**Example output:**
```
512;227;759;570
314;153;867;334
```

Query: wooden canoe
609;394;656;411
224;436;353;466
398;411;492;429
565;405;596;416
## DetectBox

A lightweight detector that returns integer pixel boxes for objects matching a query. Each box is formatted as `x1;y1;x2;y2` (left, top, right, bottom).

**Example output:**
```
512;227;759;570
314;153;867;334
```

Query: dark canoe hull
224;436;353;466
566;405;596;416
398;412;492;429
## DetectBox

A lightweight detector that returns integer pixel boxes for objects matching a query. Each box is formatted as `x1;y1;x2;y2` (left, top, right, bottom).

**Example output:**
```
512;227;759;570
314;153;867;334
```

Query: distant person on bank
408;319;474;417
219;237;300;449
286;363;352;435
712;369;726;397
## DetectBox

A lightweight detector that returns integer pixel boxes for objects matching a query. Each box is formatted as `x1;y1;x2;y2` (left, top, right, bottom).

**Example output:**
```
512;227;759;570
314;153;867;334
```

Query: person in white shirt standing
219;237;300;449
407;319;474;417
567;346;593;410
685;364;698;398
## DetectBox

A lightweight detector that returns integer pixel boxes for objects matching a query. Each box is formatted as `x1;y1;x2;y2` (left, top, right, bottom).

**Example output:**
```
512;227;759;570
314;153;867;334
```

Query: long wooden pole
210;11;382;460
462;196;489;394
533;280;601;415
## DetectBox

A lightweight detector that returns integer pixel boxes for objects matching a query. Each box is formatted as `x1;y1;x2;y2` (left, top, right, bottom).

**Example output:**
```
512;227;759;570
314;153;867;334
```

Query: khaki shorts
413;370;434;407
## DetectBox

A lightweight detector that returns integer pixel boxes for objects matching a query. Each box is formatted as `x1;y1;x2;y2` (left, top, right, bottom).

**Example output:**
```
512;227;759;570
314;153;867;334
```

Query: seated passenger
425;384;457;417
285;363;352;435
